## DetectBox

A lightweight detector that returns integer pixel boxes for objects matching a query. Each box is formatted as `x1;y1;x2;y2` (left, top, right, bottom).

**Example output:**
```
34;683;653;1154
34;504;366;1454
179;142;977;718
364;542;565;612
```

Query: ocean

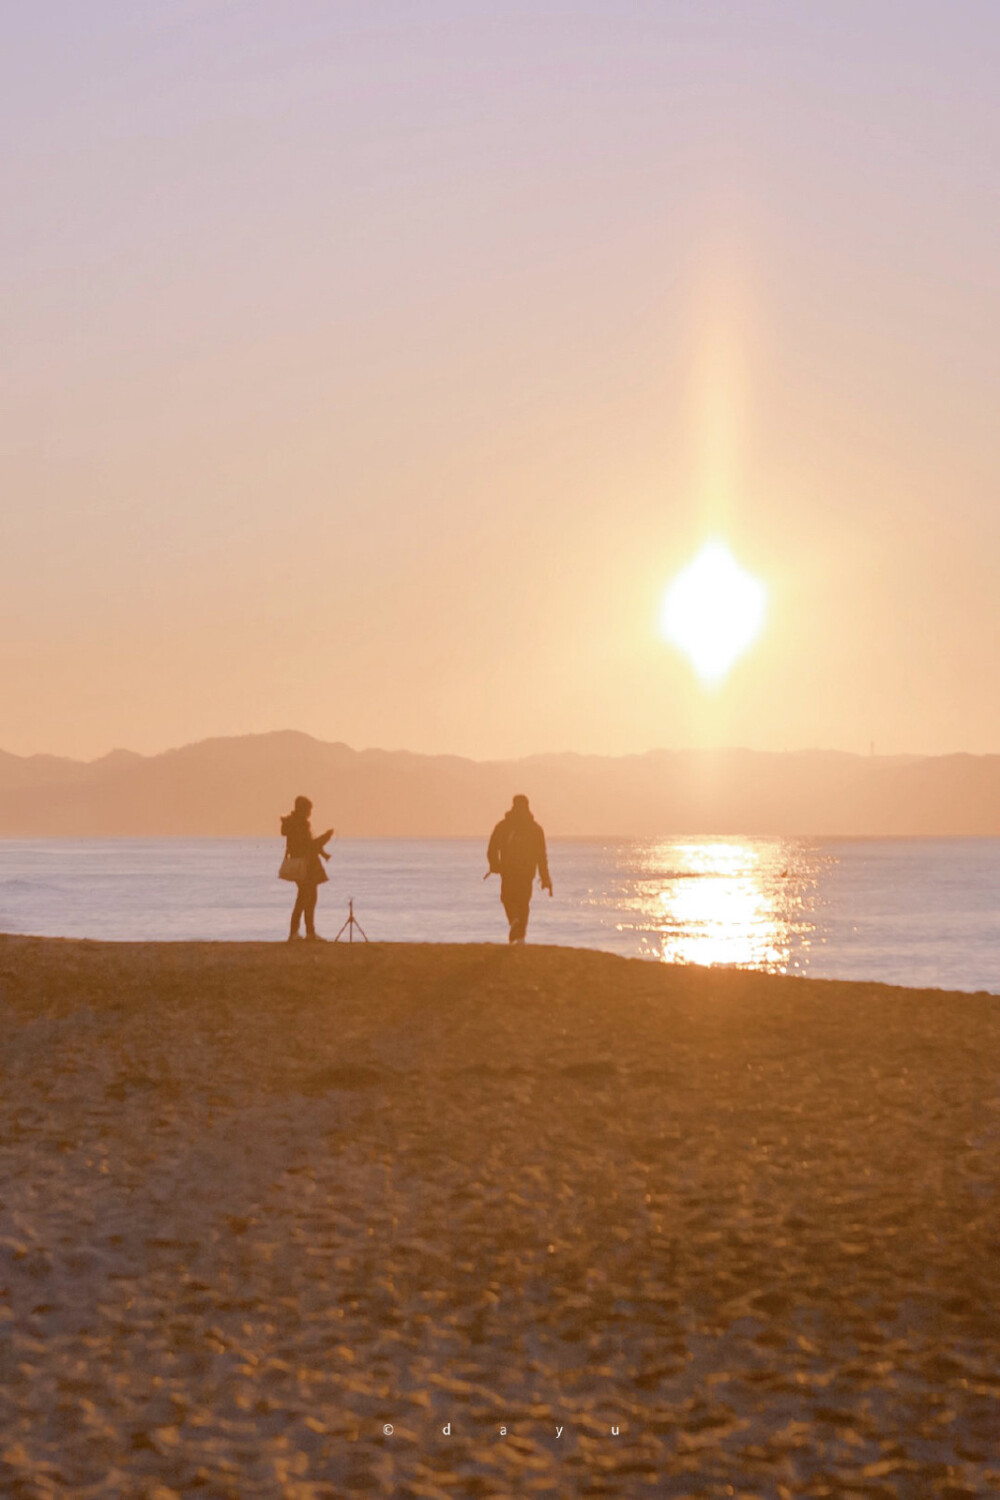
0;836;997;994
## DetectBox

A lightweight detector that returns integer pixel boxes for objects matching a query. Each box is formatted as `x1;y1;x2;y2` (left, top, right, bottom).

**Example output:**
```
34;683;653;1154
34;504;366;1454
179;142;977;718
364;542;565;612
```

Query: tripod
334;897;369;943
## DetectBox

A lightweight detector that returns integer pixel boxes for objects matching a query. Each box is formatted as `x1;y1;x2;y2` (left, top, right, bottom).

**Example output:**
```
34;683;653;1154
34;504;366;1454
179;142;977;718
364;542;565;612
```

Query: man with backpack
486;794;553;943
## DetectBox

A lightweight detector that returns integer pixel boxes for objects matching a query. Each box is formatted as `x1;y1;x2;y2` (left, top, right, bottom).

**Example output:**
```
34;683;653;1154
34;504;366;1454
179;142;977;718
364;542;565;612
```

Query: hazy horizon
0;726;960;770
2;728;999;840
4;3;998;763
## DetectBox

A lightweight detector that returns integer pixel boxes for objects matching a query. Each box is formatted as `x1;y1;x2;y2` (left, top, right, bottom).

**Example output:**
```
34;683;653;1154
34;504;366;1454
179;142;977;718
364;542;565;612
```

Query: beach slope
0;936;997;1497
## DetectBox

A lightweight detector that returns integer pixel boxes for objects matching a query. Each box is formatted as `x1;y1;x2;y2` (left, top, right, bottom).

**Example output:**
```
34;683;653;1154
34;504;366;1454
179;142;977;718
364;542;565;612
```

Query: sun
659;541;766;686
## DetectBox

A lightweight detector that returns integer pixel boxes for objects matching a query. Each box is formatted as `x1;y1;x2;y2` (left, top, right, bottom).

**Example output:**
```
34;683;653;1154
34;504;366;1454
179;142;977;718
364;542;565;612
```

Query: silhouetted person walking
486;794;552;943
280;796;333;941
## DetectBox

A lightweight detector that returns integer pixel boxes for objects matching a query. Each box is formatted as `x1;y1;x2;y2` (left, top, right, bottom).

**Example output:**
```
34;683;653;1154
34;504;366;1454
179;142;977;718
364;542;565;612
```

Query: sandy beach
0;935;997;1498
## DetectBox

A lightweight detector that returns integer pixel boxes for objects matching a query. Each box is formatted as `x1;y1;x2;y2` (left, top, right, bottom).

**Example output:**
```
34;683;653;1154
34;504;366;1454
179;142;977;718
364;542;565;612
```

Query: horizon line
2;730;996;768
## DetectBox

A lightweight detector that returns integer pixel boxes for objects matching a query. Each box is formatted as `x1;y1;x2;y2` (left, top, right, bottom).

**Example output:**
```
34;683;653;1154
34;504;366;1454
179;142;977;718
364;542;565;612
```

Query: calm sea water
0;837;997;994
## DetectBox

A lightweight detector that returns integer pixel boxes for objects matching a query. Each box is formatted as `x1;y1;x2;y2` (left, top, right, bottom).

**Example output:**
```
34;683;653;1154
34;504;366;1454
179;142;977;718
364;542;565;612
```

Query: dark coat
280;811;328;886
487;809;550;890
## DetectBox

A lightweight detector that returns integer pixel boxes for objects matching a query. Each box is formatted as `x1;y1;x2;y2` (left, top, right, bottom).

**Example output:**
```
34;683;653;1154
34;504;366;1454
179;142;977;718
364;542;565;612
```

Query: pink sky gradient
3;2;998;760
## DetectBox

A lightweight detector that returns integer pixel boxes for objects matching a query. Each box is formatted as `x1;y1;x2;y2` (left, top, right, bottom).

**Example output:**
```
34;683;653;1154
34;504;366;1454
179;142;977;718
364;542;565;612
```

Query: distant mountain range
0;731;998;836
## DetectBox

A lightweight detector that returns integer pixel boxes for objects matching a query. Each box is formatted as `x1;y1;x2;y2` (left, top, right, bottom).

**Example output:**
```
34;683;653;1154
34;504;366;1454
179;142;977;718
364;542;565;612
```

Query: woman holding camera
280;795;333;941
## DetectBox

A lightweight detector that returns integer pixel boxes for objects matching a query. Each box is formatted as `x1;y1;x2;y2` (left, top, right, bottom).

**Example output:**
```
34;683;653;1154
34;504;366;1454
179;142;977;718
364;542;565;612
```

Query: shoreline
1;937;997;1495
2;930;998;1000
3;835;999;997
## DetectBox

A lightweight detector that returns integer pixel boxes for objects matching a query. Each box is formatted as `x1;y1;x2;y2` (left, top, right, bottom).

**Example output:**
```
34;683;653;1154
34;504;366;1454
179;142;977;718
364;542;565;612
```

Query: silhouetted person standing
486;794;552;943
280;796;333;941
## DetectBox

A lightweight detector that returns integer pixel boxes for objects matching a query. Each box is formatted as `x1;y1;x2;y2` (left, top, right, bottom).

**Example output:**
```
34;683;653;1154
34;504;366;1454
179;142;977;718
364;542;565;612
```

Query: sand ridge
0;935;997;1497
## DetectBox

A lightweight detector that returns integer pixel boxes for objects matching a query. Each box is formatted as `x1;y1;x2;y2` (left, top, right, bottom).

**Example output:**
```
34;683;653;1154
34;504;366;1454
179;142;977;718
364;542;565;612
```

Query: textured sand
0;935;997;1498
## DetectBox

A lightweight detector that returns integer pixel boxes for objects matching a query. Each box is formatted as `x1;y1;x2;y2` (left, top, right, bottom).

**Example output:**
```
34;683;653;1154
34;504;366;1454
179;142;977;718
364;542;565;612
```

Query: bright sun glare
659;541;767;686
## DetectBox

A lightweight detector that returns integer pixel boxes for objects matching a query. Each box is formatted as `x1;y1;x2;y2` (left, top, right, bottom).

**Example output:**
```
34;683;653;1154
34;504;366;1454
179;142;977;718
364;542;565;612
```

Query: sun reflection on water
628;839;811;971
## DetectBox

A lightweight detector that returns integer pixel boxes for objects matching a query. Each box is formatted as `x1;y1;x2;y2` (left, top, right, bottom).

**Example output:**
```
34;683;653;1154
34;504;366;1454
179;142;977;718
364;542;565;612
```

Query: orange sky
3;3;998;761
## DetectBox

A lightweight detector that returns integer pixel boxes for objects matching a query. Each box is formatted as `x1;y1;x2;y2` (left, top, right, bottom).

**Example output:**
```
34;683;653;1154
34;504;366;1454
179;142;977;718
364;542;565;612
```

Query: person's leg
501;882;516;941
502;879;531;942
290;886;305;938
303;884;319;938
509;896;529;942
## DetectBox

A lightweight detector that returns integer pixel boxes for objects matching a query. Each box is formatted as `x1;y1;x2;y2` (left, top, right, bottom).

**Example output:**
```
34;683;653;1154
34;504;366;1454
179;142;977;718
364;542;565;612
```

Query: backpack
501;818;537;880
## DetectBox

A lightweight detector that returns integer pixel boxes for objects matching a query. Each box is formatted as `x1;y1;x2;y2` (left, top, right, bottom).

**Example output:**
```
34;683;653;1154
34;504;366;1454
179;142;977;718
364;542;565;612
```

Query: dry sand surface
0;935;997;1499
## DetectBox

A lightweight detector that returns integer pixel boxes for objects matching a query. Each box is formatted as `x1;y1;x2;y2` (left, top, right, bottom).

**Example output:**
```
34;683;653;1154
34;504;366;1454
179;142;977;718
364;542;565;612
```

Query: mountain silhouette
0;732;997;836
